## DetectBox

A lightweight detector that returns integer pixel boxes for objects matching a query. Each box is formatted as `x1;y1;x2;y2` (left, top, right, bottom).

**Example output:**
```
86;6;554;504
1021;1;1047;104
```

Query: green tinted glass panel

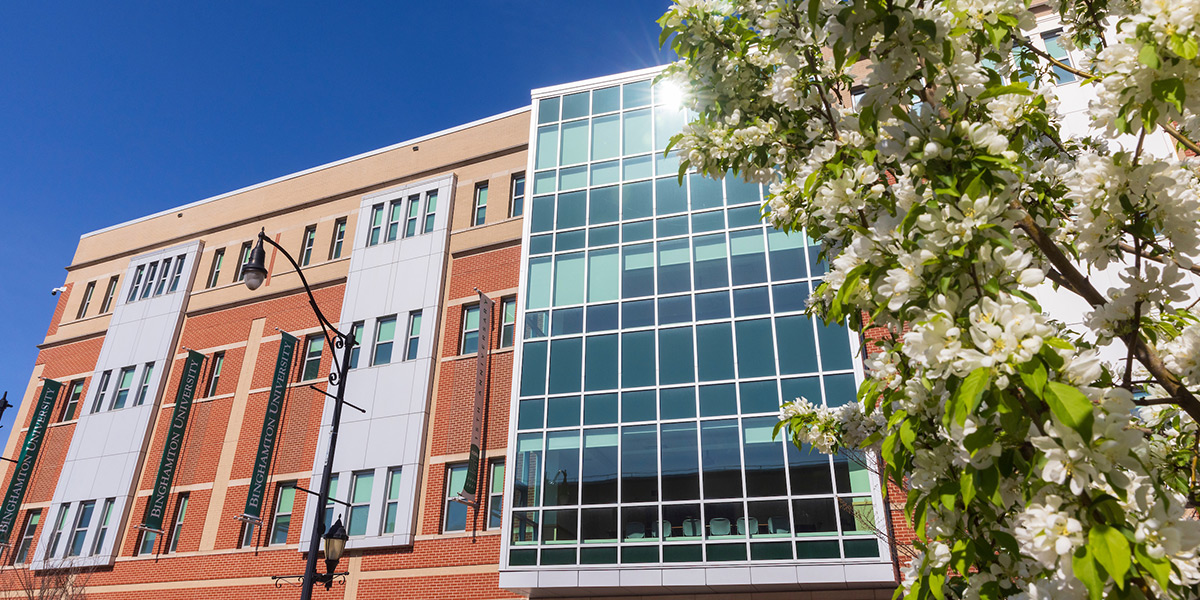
725;177;760;205
664;544;703;562
621;390;656;423
730;229;768;285
796;540;841;559
536;126;559;169
699;384;737;417
657;239;691;294
518;398;544;430
707;543;746;561
557;191;586;229
553;253;585;306
590;186;618;224
622;181;652;220
658;327;695;385
587;248;619;303
844;539;881;558
776;315;818;374
592;114;620;161
690;174;723;210
585;335;618;391
736;319;777;378
693;234;728;290
817;320;853;371
546;396;581;428
537;97;560;124
509;549;537;565
659;387;696;419
562;91;590;120
695;322;735;381
751;542;793;560
593;86;620;113
621;331;655;387
533;170;556;195
353;473;374;503
548;338;583;394
623;80;652;108
584;393;618;425
277;486;295;513
580;546;618;564
531;195;555;233
560;120;588;165
623;155;652;180
824;373;857;408
621;545;658;563
591;160;619;186
622;109;652;155
520;342;548;397
740;380;779;414
621;244;654;298
656;177;687;215
527;257;551;309
560;166;587;190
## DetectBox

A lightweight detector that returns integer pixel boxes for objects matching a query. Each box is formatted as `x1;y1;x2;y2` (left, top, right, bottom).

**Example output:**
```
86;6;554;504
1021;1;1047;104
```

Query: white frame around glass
207;248;225;288
61;379;84;422
347;471;374;537
443;463;469;533
110;366;135;410
100;275;119;313
372;316;396;366
300;225;317;266
300;336;323;381
126;265;145;303
14;509;40;565
89;370;111;414
168;254;186;292
90;498;114;556
329;217;347;259
473;183;488;227
510;173;526;218
382;467;403;534
270;483;296;545
235;241;252;282
134;362;155;406
404;311;422;361
205;352;224;398
167;493;189;553
45;504;69;560
76;281;95;320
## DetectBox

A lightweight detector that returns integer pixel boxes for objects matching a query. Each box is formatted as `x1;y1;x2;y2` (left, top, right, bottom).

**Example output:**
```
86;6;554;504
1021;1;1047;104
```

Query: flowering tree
659;0;1200;598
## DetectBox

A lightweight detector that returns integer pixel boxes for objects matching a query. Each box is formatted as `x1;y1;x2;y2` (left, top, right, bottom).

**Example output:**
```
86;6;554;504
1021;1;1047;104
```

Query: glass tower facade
503;69;890;583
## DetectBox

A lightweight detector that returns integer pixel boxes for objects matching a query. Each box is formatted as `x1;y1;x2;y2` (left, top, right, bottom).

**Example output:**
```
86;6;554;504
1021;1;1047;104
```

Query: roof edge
81;105;531;240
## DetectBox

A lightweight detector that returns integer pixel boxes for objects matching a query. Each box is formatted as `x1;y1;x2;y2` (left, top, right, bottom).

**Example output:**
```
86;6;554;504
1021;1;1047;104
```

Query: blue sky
0;2;675;436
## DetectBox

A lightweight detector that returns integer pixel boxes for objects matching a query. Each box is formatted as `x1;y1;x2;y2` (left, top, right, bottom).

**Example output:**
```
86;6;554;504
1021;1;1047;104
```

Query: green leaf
1169;33;1199;60
929;572;946;600
1089;524;1131;590
1138;44;1160;69
961;470;976;506
957;368;991;416
1152;78;1186;113
1044;381;1095;439
1073;546;1106;600
976;83;1033;101
808;0;821;27
900;419;917;452
1134;544;1171;589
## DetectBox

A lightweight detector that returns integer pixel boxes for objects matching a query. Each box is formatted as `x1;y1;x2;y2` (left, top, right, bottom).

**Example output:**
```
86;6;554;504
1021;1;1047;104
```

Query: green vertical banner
142;350;205;533
242;332;297;520
460;291;494;504
0;380;61;545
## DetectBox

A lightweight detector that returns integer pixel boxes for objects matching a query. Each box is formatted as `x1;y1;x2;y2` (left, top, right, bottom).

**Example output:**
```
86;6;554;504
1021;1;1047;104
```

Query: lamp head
323;517;349;566
242;229;268;291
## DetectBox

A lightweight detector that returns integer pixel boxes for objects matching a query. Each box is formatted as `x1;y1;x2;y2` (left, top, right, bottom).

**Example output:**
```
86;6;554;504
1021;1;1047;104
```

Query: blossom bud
924;142;942;156
1018;268;1045;286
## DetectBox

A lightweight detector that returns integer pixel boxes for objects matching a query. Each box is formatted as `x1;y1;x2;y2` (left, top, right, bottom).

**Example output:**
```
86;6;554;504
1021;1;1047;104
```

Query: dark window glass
705;501;746;538
620;390;655;423
658;295;692;325
520;341;548;397
817;320;854;371
589;224;619;246
537;96;560;123
659;387;696;420
740;379;779;414
622;80;652;108
699;383;737;417
824;373;858;408
691;210;724;233
736;319;777;378
730;229;768;285
581;508;618;543
589;186;618;224
726;177;761;205
695;323;735;381
542;509;579;545
530;235;553;255
551;307;584;336
727;205;762;227
657;239;691;294
562;91;589;119
586;303;618;332
792;498;838;535
768;230;807;280
621;425;658;503
548;338;582;394
621;181;653;221
743;416;788;496
773;282;809;312
621;300;654;328
555;230;585;251
787;440;833;495
693;234;728;290
689;174;723;210
655;177;687;215
748;499;792;538
621;505;659;544
657;327;694;385
584;335;618;391
545;396;580;428
517;398;544;430
733;286;771;316
556;191;586;229
581;428;617;504
695;290;731;320
664;506;703;542
660;422;700;501
657;214;689;237
583;393;617;425
620;331;655;388
621;244;654;298
531;196;555;233
621;220;652;243
701;419;743;499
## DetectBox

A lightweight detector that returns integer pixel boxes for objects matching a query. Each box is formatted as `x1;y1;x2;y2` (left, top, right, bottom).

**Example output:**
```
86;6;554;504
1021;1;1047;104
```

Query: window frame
235;242;253;282
110;366;135;410
204;352;225;398
153;257;172;296
329;218;347;259
510;173;525;217
60;379;84;422
299;225;317;267
422;191;438;233
460;304;481;355
90;498;114;556
499;297;516;349
140;261;159;300
206;249;225;288
372;316;397;366
404;311;422;361
66;500;95;557
443;463;469;533
386;200;404;242
76;281;95;320
100;276;119;313
269;483;296;545
167;254;186;292
347;470;374;537
134;362;155;406
348;321;364;369
382;467;403;534
487;460;505;529
472;183;488;227
166;493;188;553
300;336;324;381
126;265;145;302
89;370;112;414
46;504;69;559
13;509;40;565
404;195;420;238
367;203;385;246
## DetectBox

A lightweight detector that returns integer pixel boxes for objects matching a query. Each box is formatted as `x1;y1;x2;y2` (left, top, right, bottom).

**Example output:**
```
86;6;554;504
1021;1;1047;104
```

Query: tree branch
1118;241;1200;276
1013;212;1200;422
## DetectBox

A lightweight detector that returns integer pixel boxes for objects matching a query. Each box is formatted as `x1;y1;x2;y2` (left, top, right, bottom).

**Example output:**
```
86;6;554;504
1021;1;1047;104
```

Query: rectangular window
134;362;155;406
472;183;488;226
487;460;505;529
461;304;481;354
137;529;157;556
61;379;84;421
500;297;516;348
90;499;114;556
126;265;145;302
329;218;347;259
383;468;402;534
168;255;186;292
404;311;422;361
76;281;95;320
347;471;374;536
140;261;158;300
153;257;172;296
301;337;323;381
89;370;111;414
206;249;225;288
423;191;438;233
100;276;119;313
239;520;257;548
372;316;396;366
348;321;364;368
1043;31;1076;84
110;366;135;410
235;242;253;282
270;483;296;545
205;352;224;398
13;510;40;565
67;500;94;557
386;200;403;242
324;475;339;530
367;204;384;246
167;494;188;553
404;195;420;237
443;464;469;532
510;173;525;217
46;504;69;559
300;225;316;266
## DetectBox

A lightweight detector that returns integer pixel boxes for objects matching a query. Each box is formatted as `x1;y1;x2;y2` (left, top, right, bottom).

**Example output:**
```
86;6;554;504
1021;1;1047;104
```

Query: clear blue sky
0;1;675;437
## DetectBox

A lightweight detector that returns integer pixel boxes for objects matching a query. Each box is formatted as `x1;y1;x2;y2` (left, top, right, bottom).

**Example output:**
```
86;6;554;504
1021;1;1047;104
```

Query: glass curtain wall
509;76;882;568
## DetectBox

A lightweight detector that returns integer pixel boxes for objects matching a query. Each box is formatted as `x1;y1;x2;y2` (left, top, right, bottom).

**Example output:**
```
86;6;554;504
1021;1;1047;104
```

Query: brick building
0;67;929;599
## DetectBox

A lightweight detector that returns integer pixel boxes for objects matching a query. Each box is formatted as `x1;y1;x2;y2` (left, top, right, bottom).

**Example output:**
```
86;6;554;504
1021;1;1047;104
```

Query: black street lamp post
242;228;355;599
